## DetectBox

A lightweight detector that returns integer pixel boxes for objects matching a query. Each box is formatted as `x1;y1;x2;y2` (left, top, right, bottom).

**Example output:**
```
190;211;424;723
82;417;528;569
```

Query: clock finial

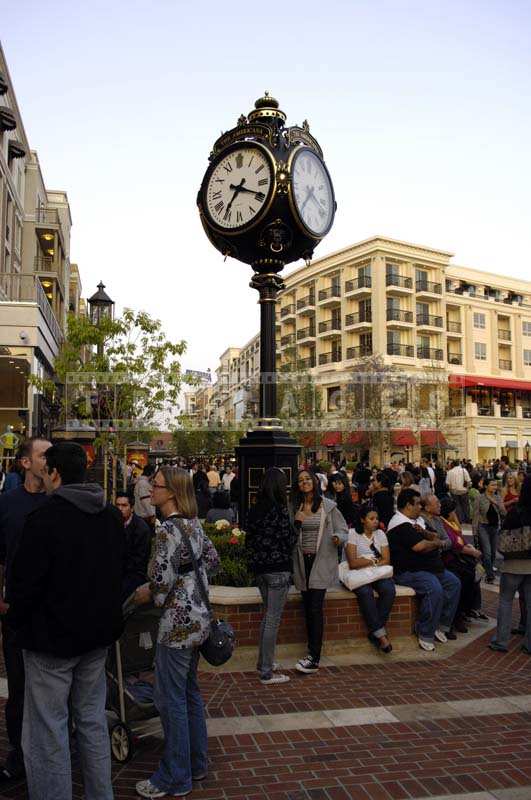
249;91;286;123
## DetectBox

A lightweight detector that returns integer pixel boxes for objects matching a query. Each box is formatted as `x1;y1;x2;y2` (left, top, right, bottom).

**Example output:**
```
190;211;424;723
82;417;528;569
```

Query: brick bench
210;584;417;646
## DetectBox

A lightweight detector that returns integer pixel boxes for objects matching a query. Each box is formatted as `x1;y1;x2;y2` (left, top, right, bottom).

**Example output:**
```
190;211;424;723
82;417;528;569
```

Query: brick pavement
0;591;529;799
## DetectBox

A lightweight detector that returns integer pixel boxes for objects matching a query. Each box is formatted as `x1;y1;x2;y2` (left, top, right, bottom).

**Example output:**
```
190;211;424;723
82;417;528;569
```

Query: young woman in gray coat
293;469;349;673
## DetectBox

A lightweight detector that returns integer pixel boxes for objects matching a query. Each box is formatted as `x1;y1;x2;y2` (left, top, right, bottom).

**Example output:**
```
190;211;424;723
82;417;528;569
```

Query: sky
3;0;531;376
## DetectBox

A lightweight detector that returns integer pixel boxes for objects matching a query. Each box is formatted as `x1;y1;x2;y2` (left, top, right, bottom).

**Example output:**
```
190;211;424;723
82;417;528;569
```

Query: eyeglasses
150;482;168;490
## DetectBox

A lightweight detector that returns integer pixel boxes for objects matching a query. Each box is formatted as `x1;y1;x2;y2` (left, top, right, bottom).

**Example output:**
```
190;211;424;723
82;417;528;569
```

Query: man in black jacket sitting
6;442;125;800
115;491;151;601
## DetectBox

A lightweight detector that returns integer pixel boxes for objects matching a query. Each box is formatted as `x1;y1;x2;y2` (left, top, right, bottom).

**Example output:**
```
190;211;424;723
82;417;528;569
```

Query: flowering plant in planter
201;522;252;587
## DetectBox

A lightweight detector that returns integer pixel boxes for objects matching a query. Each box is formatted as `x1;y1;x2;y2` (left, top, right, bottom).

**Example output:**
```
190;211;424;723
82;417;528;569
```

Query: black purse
181;529;235;666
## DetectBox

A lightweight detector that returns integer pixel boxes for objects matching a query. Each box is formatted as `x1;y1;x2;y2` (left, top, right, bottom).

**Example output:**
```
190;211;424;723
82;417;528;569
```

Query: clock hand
300;186;314;213
229;183;260;195
226;178;245;213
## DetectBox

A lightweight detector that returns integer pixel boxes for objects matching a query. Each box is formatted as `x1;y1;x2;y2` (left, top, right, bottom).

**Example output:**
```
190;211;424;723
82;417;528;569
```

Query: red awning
347;430;369;446
449;374;531;392
390;429;417;447
420;430;448;448
321;431;342;447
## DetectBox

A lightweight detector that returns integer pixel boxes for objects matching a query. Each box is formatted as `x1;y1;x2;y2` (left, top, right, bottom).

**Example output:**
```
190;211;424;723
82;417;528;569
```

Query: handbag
181;529;235;666
338;561;393;591
498;525;531;560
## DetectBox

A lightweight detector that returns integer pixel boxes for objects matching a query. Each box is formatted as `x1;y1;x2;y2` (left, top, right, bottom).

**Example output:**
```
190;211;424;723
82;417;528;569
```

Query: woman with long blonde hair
135;467;220;799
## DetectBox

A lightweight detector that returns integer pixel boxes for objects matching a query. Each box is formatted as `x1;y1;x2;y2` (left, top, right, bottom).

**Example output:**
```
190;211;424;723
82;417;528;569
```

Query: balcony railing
417;313;443;327
386;274;412;289
297;326;315;340
498;329;511;341
0;272;63;346
447;320;462;333
319;350;342;365
499;359;512;370
448;353;463;365
386;308;413;323
416;280;442;294
523;409;531;419
345;275;372;292
318;285;341;302
347;346;373;359
296;295;315;310
478;406;494;416
280;304;296;317
318;319;342;333
387;343;414;357
298;356;316;369
445;406;465;417
35;207;60;225
501;407;516;418
417;347;444;360
281;333;296;346
34;255;54;271
345;312;372;326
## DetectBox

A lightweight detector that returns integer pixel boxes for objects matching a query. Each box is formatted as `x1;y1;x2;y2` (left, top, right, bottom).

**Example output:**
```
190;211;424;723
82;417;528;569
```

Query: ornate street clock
197;93;337;520
198;92;336;271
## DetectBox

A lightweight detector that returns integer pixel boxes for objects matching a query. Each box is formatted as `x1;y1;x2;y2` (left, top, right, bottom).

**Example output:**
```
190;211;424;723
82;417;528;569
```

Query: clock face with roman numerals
205;145;274;230
291;148;334;236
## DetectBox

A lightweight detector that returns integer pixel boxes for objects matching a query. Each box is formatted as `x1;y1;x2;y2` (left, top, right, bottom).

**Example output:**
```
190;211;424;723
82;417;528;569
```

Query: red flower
229;536;239;545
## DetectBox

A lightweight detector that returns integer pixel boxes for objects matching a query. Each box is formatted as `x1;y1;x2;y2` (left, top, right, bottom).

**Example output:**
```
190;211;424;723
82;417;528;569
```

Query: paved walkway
0;589;529;799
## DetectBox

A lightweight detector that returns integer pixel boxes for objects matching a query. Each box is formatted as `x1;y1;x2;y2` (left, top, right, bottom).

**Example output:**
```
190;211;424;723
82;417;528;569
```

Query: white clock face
291;149;334;236
205;146;273;230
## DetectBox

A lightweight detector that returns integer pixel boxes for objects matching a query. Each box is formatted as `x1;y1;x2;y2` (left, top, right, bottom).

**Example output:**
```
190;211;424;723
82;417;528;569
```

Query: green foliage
172;416;242;459
202;525;253;587
318;460;332;473
345;461;356;470
32;309;189;445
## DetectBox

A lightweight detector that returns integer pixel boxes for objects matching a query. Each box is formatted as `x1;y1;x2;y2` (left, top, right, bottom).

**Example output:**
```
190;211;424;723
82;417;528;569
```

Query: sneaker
446;629;457;640
453;619;469;633
260;673;290;685
295;656;319;673
136;779;191;798
434;630;448;643
488;641;509;653
192;773;207;781
418;638;435;652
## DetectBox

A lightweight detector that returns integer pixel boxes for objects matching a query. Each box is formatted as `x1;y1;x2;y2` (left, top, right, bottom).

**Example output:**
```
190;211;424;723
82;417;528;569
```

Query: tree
31;309;188;443
277;365;323;448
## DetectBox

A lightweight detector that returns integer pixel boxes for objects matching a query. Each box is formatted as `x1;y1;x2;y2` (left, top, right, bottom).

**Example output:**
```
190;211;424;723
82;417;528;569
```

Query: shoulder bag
498;525;531;560
181;528;235;666
338;561;393;591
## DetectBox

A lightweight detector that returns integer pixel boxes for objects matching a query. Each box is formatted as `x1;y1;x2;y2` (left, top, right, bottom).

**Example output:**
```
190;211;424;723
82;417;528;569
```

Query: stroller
106;595;163;763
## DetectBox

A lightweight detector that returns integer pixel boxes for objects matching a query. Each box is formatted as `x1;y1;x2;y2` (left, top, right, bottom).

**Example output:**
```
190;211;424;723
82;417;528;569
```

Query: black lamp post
87;281;114;356
525;441;530;464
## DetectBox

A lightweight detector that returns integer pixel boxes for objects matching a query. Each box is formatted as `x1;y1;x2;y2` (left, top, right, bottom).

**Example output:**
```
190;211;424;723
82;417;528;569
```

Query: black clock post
197;92;336;523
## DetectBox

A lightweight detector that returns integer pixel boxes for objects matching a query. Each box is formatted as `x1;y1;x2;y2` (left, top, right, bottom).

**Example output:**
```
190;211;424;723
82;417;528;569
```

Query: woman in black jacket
245;468;298;685
327;472;360;529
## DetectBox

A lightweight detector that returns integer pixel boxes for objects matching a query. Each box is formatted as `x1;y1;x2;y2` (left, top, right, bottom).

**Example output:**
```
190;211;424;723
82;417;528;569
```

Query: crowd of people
0;443;529;798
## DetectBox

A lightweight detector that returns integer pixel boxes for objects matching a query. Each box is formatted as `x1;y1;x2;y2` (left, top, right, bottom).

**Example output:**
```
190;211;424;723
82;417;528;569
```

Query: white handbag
338;561;393;591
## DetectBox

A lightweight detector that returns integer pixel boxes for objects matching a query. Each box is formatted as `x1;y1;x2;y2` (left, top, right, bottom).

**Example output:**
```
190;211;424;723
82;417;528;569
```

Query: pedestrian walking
7;442;125;800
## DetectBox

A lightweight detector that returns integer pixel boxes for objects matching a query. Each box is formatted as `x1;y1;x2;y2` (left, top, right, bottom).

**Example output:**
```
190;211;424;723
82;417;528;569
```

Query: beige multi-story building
209;335;260;424
0;43;82;443
206;236;531;465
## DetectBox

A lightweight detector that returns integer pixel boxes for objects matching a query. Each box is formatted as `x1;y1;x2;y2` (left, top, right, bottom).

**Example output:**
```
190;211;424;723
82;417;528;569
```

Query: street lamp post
87;282;115;492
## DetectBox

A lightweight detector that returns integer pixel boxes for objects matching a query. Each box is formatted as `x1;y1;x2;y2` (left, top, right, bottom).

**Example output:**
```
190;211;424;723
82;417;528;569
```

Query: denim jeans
256;572;291;679
151;645;208;794
1;620;25;772
395;570;461;642
492;573;531;650
354;578;396;638
478;524;499;579
22;647;112;800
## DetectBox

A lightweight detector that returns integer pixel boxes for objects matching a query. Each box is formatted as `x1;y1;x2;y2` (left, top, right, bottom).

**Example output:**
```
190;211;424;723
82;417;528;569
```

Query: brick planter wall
210;586;417;647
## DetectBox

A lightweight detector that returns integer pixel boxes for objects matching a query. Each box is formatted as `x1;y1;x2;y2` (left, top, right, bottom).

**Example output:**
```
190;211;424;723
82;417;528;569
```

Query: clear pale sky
4;0;531;374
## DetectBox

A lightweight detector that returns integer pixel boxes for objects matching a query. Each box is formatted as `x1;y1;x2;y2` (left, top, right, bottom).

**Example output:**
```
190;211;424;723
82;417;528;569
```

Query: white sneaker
136;778;191;797
295;656;319;673
434;630;448;643
260;673;290;685
418;637;435;651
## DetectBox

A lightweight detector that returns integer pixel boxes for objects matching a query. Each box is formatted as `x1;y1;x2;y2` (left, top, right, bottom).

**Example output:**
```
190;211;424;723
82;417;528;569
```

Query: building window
524;349;531;366
474;313;486;329
418;384;431;411
327;385;342;412
523;321;531;336
390;382;408;408
475;342;487;360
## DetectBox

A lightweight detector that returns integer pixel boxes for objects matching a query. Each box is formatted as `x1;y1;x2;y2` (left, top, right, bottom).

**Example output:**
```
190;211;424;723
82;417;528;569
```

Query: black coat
7;490;125;657
123;513;152;600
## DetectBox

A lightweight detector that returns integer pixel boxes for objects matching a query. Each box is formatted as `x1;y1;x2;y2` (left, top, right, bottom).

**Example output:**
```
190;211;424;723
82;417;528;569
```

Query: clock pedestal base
235;424;301;524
